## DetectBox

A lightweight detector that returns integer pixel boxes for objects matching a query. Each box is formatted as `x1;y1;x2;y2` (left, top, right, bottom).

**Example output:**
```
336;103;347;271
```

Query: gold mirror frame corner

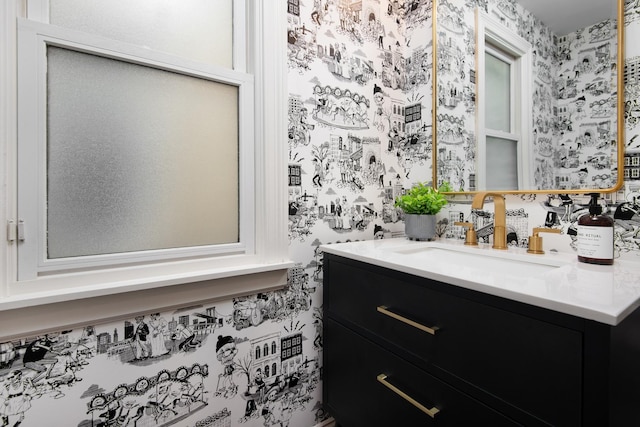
431;0;625;196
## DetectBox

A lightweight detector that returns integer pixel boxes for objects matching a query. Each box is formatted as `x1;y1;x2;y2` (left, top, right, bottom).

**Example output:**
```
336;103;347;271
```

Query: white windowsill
0;261;294;341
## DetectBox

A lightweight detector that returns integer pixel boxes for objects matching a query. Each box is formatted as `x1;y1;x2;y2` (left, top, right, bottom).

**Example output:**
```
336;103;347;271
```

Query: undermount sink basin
390;242;570;277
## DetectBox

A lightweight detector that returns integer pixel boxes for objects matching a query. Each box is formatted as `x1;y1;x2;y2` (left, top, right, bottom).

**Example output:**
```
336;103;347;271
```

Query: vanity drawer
324;318;519;427
325;257;583;426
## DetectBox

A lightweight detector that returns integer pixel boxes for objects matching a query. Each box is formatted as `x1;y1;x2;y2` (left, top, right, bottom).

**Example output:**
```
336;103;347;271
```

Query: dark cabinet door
324;319;521;427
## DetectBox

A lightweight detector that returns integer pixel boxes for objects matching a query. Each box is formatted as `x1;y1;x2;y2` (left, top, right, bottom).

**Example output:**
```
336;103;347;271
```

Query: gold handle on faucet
454;221;478;246
377;306;439;335
377;374;440;418
527;227;561;254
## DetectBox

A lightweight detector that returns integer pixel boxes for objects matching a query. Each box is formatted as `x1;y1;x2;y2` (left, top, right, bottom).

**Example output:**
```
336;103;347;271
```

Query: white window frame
476;9;532;190
0;0;291;334
18;19;257;278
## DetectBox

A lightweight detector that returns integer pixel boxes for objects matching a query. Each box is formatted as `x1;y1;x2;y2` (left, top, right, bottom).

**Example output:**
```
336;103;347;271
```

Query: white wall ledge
0;262;292;341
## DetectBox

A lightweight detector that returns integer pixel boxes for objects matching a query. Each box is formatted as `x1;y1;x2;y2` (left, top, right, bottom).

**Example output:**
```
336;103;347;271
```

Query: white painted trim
9;251;293;295
0;1;22;299
233;0;247;72
476;9;533;190
475;11;488;190
18;19;251;84
252;0;289;264
26;0;47;22
0;266;290;341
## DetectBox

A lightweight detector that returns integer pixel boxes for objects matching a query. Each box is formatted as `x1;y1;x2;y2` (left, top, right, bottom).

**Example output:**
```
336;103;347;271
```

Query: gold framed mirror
432;0;624;194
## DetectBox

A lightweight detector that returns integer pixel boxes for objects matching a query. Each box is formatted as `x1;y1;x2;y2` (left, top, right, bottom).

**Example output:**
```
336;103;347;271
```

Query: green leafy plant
394;181;451;215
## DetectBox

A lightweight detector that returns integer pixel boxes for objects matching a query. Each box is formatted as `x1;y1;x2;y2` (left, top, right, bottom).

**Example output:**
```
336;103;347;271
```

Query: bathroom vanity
322;239;640;426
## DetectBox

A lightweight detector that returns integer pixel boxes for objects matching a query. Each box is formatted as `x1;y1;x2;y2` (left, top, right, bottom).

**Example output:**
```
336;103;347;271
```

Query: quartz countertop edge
321;238;640;326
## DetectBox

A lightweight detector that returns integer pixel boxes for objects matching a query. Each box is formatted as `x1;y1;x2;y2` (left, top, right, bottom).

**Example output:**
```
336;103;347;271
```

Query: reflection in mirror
435;0;622;193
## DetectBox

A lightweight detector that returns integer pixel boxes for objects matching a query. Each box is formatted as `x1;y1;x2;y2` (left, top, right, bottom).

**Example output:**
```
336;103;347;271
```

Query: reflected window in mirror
476;11;533;191
485;47;518;190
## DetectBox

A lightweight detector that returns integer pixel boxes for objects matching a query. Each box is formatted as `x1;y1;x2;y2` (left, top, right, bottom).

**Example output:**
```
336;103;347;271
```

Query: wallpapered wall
1;1;639;427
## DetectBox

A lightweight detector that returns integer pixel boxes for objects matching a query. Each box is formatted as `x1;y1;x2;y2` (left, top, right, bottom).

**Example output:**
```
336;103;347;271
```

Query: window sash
484;45;515;134
486;135;519;190
17;18;255;280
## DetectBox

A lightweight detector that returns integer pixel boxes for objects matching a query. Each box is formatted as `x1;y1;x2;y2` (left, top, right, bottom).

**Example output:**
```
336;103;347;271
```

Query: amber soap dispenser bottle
577;193;614;265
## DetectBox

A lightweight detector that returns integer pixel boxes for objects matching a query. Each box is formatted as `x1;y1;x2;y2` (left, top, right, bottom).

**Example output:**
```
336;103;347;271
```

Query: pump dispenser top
588;193;602;215
577;193;614;265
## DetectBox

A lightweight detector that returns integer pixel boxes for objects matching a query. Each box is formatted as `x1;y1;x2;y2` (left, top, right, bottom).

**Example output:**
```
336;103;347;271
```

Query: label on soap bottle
577;225;613;259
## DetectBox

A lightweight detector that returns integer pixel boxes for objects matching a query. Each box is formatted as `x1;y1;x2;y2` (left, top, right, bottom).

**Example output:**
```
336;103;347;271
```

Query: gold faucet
471;192;507;250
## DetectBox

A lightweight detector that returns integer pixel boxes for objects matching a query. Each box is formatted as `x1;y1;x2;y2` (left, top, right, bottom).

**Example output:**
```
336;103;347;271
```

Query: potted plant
394;181;451;241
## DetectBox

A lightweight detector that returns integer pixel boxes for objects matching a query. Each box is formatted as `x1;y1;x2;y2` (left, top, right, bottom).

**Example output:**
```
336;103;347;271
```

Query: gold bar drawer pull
377;305;439;335
377;374;440;419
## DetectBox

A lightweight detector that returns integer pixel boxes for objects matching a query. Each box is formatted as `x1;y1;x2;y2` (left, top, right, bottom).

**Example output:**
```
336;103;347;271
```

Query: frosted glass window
485;52;511;132
486;136;518;190
49;0;233;68
46;46;239;259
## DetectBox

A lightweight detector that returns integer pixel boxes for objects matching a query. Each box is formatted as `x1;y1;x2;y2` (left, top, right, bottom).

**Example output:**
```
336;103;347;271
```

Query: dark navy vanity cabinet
323;253;640;426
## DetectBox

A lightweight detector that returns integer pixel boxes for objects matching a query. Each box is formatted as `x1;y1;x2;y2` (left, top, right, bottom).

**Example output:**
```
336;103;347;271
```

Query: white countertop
321;238;640;326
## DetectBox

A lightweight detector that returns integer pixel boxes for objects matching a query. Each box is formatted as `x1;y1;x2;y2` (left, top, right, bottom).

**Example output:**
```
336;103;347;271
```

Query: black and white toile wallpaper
1;1;639;426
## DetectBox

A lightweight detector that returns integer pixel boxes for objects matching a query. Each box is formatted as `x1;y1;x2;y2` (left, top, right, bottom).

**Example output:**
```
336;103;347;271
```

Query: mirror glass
435;0;622;193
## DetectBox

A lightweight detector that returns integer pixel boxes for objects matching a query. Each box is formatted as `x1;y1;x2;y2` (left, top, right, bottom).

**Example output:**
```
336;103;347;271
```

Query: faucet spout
471;192;507;250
